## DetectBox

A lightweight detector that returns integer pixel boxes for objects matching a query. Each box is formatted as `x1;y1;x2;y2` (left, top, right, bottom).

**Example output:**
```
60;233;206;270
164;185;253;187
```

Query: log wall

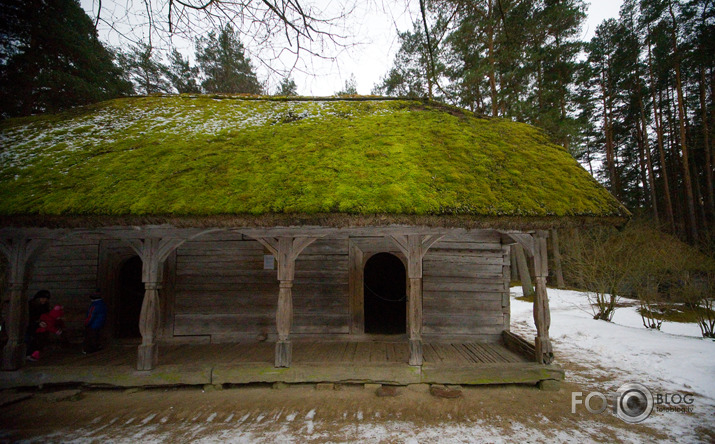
173;232;277;341
22;229;511;344
172;234;351;341
422;231;510;342
26;236;102;333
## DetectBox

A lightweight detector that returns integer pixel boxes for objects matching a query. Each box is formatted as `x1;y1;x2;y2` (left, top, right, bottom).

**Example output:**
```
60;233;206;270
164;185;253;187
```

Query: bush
561;222;715;333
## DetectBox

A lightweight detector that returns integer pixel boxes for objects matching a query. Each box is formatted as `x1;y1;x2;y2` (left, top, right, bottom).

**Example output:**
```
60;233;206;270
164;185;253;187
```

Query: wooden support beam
125;238;186;371
0;237;49;370
514;244;534;297
550;229;565;289
532;231;554;365
254;236;319;368
390;234;444;366
348;241;365;335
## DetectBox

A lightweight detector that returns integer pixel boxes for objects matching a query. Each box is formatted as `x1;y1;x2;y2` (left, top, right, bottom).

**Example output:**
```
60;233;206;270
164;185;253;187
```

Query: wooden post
509;245;518;282
255;236;318;368
348;241;365;335
137;282;160;370
550;229;565;289
532;231;554;365
0;237;48;370
514;244;534;297
390;234;443;366
1;282;25;370
126;238;185;371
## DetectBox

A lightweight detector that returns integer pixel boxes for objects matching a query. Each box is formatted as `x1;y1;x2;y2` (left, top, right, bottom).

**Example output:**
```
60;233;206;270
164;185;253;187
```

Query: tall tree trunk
636;122;651;208
487;0;499;117
550;229;565;289
648;27;676;232
669;2;698;242
419;0;434;100
700;65;715;222
666;85;685;236
601;71;618;199
639;92;660;225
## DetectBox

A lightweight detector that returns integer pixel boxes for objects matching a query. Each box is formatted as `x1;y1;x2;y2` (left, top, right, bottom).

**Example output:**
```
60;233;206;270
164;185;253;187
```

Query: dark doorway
116;255;144;338
364;253;406;334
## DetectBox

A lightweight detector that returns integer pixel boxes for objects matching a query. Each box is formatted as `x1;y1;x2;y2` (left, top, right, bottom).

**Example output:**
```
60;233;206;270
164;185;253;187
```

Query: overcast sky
81;0;624;96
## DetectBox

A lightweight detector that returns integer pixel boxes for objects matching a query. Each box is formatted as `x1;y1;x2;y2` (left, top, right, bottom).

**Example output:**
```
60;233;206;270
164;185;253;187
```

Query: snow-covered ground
510;286;715;441
6;287;714;443
511;286;714;399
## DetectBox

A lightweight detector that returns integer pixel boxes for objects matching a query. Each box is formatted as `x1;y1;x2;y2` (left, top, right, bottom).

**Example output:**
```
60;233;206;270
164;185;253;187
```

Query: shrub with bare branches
562;222;715;331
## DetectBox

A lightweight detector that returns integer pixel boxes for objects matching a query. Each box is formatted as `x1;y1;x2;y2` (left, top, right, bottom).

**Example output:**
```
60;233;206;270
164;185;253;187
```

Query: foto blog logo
572;383;658;423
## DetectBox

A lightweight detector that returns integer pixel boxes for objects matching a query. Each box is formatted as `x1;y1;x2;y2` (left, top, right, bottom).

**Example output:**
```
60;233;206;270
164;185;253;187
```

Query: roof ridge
142;93;415;102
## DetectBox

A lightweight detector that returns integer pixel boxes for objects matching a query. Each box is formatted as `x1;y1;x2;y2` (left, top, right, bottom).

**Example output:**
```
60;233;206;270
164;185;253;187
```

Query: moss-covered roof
0;95;629;228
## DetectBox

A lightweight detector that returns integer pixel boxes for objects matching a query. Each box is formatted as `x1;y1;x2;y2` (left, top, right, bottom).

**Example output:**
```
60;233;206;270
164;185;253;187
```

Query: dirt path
1;379;687;443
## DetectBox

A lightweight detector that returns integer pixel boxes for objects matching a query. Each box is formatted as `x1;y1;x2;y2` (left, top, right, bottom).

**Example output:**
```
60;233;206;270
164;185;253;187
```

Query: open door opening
364;252;406;335
115;255;144;339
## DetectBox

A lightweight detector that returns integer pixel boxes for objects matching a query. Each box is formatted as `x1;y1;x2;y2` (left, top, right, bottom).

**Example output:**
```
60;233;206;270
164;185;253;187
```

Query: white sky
80;0;624;96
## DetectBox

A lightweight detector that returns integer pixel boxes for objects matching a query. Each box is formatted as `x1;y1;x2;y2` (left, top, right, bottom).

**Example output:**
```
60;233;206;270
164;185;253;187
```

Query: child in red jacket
27;305;64;361
37;305;64;335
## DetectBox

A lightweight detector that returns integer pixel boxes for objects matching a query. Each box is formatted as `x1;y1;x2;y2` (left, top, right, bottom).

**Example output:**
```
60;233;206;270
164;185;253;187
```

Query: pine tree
276;77;298;96
0;0;132;118
372;25;433;98
117;43;173;95
335;74;358;96
167;49;201;94
195;25;262;94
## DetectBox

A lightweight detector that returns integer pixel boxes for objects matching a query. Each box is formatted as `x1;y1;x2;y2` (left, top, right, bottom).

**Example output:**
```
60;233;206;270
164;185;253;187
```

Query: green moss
638;304;715;323
0;95;629;219
516;295;534;303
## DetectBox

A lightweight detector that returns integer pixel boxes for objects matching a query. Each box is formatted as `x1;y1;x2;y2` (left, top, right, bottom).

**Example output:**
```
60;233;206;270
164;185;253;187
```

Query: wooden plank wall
19;229;512;344
26;237;102;333
293;238;350;335
422;231;510;342
173;232;277;341
173;234;350;341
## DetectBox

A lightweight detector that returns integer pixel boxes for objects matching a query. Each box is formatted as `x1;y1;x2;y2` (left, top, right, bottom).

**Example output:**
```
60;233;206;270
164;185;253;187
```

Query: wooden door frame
97;240;176;342
348;237;407;335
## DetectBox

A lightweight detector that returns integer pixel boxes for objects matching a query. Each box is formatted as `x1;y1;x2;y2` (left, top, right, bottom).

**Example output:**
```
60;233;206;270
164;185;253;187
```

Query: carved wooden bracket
388;234;444;366
253;236;321;368
0;236;52;370
532;231;554;365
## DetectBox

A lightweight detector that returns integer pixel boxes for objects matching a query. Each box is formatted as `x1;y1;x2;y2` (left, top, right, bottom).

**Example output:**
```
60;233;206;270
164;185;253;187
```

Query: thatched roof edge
0;213;629;231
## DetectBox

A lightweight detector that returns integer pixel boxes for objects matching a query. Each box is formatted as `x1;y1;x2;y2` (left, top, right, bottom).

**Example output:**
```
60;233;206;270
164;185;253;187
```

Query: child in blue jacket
83;290;107;354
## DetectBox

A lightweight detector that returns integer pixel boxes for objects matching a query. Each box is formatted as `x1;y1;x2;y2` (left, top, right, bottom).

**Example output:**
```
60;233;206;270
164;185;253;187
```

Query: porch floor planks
353;342;372;364
474;343;505;363
464;343;497;363
451;343;479;364
385;342;408;363
489;344;525;363
20;340;526;372
479;344;509;362
328;341;350;363
369;342;387;363
340;342;358;362
235;342;273;363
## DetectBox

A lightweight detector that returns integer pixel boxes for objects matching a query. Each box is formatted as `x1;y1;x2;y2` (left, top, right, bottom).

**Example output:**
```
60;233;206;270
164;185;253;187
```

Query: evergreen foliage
0;0;132;118
195;25;262;94
117;43;173;94
166;49;201;94
335;74;358;96
276;77;298;96
374;0;714;251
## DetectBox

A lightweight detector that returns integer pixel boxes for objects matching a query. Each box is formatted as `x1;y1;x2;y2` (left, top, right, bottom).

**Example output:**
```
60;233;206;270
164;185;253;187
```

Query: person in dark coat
83;290;107;354
26;290;51;361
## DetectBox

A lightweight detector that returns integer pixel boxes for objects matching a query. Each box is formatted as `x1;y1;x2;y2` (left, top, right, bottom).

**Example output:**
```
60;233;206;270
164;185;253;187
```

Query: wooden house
0;96;629;388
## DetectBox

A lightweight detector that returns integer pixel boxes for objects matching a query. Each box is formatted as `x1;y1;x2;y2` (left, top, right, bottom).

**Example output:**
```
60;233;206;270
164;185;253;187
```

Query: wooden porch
0;340;563;389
